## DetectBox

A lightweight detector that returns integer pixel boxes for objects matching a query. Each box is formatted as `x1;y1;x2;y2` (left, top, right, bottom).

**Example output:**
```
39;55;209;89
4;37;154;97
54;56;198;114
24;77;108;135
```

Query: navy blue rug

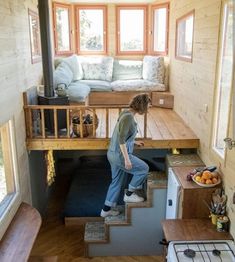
63;155;159;217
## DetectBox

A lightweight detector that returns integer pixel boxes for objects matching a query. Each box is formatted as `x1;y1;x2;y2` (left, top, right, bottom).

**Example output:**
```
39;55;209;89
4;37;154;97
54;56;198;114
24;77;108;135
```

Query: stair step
84;221;107;243
28;256;58;262
148;171;167;189
105;205;128;225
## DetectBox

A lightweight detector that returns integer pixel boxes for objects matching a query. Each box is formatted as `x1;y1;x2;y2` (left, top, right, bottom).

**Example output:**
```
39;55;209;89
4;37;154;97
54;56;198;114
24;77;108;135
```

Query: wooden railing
23;105;148;140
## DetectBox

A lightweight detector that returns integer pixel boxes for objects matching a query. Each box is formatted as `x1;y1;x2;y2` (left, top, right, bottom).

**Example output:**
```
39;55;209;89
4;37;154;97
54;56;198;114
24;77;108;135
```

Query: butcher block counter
161;219;233;242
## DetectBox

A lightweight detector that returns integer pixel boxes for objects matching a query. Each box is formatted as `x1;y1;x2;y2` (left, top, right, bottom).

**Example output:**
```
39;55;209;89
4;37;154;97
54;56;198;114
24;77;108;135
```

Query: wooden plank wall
169;0;235;238
0;0;42;239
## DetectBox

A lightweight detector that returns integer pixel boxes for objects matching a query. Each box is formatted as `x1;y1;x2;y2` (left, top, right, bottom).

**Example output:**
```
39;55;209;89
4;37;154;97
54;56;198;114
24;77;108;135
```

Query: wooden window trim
28;9;42;64
1;125;15;195
116;5;148;56
52;2;73;56
150;2;170;56
175;10;195;63
75;5;108;55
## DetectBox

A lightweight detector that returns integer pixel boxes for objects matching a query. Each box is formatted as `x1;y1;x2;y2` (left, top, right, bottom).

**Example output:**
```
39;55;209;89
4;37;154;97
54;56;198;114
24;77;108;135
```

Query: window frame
75;5;108;55
0;120;21;240
52;2;73;56
150;2;170;56
175;10;195;63
116;5;148;55
28;9;42;64
212;1;234;159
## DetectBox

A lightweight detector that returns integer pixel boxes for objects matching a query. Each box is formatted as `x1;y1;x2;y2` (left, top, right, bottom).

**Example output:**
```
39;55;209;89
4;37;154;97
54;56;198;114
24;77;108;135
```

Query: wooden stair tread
147;171;167;189
28;256;58;262
104;206;128;225
0;202;41;262
84;172;168;249
84;222;107;243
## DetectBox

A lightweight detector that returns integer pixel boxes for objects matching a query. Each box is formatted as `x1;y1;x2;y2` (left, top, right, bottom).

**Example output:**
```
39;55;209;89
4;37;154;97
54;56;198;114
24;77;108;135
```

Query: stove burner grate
184;249;196;258
173;241;235;262
212;249;221;256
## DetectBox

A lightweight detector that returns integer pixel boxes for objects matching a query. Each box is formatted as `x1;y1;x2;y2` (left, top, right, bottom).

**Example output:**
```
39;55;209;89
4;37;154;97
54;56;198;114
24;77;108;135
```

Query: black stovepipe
38;0;54;97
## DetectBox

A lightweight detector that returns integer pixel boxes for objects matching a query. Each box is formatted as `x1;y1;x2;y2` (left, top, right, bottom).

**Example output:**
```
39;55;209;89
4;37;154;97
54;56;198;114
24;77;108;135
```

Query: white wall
0;0;42;236
169;0;235;238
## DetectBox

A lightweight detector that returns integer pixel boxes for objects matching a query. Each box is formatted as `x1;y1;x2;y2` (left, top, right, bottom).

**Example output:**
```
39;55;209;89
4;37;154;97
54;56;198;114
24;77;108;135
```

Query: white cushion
63;55;83;80
67;82;90;103
111;80;166;91
82;56;113;81
79;80;112;92
142;56;165;84
53;62;73;90
112;60;143;80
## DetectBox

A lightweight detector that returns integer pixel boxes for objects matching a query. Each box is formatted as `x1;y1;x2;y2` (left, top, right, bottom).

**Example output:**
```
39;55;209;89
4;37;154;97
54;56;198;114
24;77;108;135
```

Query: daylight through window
176;10;194;62
117;6;147;54
53;3;72;55
76;6;107;54
213;1;233;157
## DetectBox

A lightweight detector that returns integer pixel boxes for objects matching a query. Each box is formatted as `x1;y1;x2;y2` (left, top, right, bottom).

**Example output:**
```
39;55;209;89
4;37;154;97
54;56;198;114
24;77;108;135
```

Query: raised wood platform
25;107;199;150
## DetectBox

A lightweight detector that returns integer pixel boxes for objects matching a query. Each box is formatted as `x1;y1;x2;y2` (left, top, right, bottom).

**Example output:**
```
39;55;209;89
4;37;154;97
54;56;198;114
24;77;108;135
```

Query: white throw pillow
82;56;113;81
63;54;83;80
53;62;73;90
142;56;165;84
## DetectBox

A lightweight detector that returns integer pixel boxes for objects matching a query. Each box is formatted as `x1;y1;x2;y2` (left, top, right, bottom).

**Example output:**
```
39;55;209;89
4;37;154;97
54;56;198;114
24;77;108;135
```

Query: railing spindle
66;109;70;138
79;109;83;138
28;109;33;139
106;108;109;138
144;112;147;138
92;108;96;137
54;109;58;138
40;109;45;138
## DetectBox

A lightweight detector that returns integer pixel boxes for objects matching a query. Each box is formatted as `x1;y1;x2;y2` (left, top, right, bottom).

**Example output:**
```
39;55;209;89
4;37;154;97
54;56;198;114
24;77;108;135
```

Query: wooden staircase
84;172;167;257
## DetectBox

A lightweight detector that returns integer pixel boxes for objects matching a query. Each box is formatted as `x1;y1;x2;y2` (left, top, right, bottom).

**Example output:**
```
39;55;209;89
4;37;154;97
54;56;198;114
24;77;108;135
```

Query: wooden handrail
24;105;149;140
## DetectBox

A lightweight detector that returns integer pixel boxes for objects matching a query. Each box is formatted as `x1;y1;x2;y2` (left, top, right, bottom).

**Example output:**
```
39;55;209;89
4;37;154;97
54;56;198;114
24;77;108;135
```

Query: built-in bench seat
53;55;171;107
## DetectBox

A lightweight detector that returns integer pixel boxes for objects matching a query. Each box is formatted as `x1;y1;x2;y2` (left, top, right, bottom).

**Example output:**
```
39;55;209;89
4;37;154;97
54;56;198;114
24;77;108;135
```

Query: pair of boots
101;191;144;218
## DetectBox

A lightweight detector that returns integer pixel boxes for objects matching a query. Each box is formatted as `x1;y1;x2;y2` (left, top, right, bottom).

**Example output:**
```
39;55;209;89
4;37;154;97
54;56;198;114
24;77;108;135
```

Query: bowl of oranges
192;170;221;187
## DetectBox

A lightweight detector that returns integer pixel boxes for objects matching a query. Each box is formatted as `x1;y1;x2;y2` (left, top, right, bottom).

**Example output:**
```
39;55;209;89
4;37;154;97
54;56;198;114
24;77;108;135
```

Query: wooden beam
26;138;199;150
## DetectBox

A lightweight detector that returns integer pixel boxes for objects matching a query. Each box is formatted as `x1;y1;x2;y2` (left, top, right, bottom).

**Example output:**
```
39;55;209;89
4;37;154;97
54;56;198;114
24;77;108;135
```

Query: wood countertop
0;202;41;262
161;219;233;242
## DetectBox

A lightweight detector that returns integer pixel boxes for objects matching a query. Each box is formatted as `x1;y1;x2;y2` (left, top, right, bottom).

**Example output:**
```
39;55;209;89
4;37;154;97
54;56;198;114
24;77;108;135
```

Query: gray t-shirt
118;110;136;144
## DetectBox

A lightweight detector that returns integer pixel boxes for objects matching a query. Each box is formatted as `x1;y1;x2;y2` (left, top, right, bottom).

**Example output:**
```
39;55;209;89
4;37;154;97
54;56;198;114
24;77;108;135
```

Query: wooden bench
0;202;41;262
87;91;174;108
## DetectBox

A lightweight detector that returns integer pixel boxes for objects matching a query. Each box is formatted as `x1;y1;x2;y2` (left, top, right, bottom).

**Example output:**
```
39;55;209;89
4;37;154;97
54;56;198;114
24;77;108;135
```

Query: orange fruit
211;171;219;179
200;178;206;184
212;178;218;184
202;171;212;180
206;179;212;184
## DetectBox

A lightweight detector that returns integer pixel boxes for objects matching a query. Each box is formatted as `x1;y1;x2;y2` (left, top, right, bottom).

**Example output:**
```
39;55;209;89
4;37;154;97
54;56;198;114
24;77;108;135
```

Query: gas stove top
167;240;235;262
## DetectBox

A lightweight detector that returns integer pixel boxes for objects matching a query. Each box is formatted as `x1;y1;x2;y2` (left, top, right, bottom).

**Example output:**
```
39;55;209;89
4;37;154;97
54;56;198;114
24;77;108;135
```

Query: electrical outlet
159;99;164;105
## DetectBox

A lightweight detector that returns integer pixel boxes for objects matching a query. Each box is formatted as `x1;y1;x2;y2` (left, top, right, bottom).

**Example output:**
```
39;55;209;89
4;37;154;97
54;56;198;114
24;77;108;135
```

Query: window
213;1;233;157
116;5;147;55
0;120;20;240
75;5;107;54
28;9;41;64
151;3;169;55
53;2;72;55
175;10;195;62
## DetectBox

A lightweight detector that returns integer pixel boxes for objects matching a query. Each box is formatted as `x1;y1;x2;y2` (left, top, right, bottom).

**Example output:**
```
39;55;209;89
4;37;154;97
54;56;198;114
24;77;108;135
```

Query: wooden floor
27;108;199;150
30;159;164;262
